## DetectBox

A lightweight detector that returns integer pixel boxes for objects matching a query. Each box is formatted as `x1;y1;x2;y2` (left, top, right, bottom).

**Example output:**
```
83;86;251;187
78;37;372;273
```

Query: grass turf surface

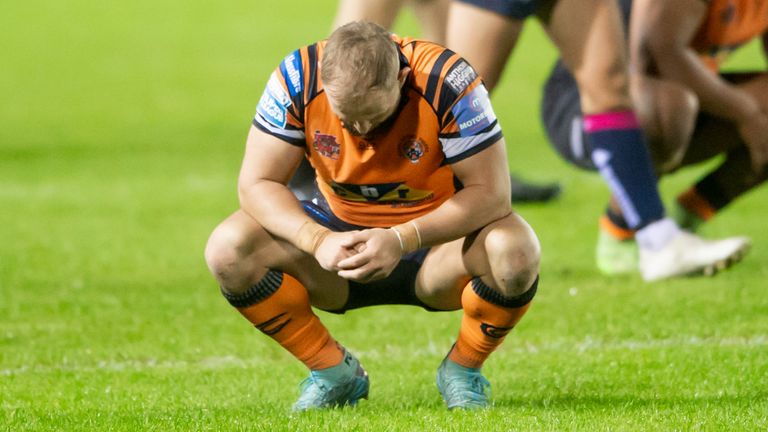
2;0;768;430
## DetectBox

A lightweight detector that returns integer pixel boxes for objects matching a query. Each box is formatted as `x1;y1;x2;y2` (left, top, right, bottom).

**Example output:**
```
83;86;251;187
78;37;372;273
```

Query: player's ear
397;67;411;88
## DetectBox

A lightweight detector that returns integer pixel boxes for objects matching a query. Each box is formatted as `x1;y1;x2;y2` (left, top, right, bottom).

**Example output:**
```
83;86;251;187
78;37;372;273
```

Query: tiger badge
401;136;427;163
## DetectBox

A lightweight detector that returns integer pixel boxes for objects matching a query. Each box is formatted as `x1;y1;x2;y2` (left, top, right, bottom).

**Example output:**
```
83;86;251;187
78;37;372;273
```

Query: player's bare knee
574;65;631;113
484;215;541;297
655;87;699;172
204;223;255;292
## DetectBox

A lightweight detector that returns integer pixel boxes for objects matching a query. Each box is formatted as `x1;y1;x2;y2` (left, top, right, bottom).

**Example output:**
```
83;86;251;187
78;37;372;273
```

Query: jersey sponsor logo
328;181;433;203
257;72;292;128
452;85;495;137
313;131;340;160
480;322;513;339
257;91;288;128
280;50;304;98
445;60;478;94
400;136;428;163
266;72;291;107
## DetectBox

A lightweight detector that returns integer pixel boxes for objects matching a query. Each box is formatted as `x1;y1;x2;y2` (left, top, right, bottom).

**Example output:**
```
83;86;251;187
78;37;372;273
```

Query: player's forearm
394;139;512;251
654;48;760;123
238;180;328;254
403;181;511;251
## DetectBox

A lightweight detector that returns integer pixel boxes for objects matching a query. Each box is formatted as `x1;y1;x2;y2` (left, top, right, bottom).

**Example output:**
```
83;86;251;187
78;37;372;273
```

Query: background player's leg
631;76;699;173
408;0;450;44
332;0;405;29
673;73;768;229
446;2;522;92
540;0;663;228
446;1;561;202
540;0;667;275
538;0;749;281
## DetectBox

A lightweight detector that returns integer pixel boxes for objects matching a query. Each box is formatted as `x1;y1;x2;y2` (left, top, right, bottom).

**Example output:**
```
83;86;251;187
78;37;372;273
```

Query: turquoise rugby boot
436;357;490;410
292;348;369;411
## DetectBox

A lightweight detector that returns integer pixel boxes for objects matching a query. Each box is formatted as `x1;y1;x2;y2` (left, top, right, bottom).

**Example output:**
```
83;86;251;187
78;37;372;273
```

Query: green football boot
595;229;638;275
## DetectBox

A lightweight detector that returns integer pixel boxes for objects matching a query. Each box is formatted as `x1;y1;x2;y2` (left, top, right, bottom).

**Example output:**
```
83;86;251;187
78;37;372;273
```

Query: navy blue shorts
300;193;437;313
540;60;596;170
455;0;542;19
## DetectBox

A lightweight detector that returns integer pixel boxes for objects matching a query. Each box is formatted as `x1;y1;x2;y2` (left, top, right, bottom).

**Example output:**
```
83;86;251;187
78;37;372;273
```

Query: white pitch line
2;335;767;377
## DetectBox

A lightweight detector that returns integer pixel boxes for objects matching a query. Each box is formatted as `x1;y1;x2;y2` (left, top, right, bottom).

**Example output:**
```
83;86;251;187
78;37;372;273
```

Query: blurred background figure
288;0;562;203
334;0;450;44
445;0;750;281
542;0;768;273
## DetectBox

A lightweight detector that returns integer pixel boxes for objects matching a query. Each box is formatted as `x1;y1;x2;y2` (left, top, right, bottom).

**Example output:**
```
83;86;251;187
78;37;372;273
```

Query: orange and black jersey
691;0;768;71
253;36;503;227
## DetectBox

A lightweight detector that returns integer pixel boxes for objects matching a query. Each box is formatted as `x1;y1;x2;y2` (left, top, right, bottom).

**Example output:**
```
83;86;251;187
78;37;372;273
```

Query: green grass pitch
2;0;767;430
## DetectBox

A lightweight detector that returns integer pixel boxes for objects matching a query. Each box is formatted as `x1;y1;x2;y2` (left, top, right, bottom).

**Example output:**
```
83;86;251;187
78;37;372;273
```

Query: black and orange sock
679;147;768;220
222;270;343;370
600;207;635;241
676;186;716;222
448;276;538;369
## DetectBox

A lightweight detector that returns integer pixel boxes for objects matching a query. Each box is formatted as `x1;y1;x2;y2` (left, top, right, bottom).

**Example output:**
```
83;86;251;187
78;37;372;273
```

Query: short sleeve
252;50;307;147
437;58;502;164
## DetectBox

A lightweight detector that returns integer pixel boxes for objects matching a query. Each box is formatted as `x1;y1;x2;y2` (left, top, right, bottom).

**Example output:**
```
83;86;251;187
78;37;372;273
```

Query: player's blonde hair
321;21;400;108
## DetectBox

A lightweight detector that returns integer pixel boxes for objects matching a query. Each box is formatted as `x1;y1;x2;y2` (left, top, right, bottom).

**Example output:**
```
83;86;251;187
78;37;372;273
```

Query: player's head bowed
322;21;407;137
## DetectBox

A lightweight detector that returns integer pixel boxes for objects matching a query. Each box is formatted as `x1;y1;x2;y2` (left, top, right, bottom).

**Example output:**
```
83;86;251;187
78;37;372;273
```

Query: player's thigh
206;210;349;310
409;0;450;44
333;0;405;28
414;238;469;311
540;0;631;112
446;1;523;92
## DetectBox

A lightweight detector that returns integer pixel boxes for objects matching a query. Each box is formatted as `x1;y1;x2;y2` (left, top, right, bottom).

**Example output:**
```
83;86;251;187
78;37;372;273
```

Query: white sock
635;218;681;251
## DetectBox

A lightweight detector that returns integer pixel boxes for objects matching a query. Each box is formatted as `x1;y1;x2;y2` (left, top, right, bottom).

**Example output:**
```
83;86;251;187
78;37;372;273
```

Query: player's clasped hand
335;228;403;283
313;231;361;272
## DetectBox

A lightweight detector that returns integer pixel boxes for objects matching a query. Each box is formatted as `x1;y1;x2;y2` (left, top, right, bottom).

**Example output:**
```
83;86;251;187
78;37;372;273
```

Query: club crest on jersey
313;131;340;160
401;136;427;163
